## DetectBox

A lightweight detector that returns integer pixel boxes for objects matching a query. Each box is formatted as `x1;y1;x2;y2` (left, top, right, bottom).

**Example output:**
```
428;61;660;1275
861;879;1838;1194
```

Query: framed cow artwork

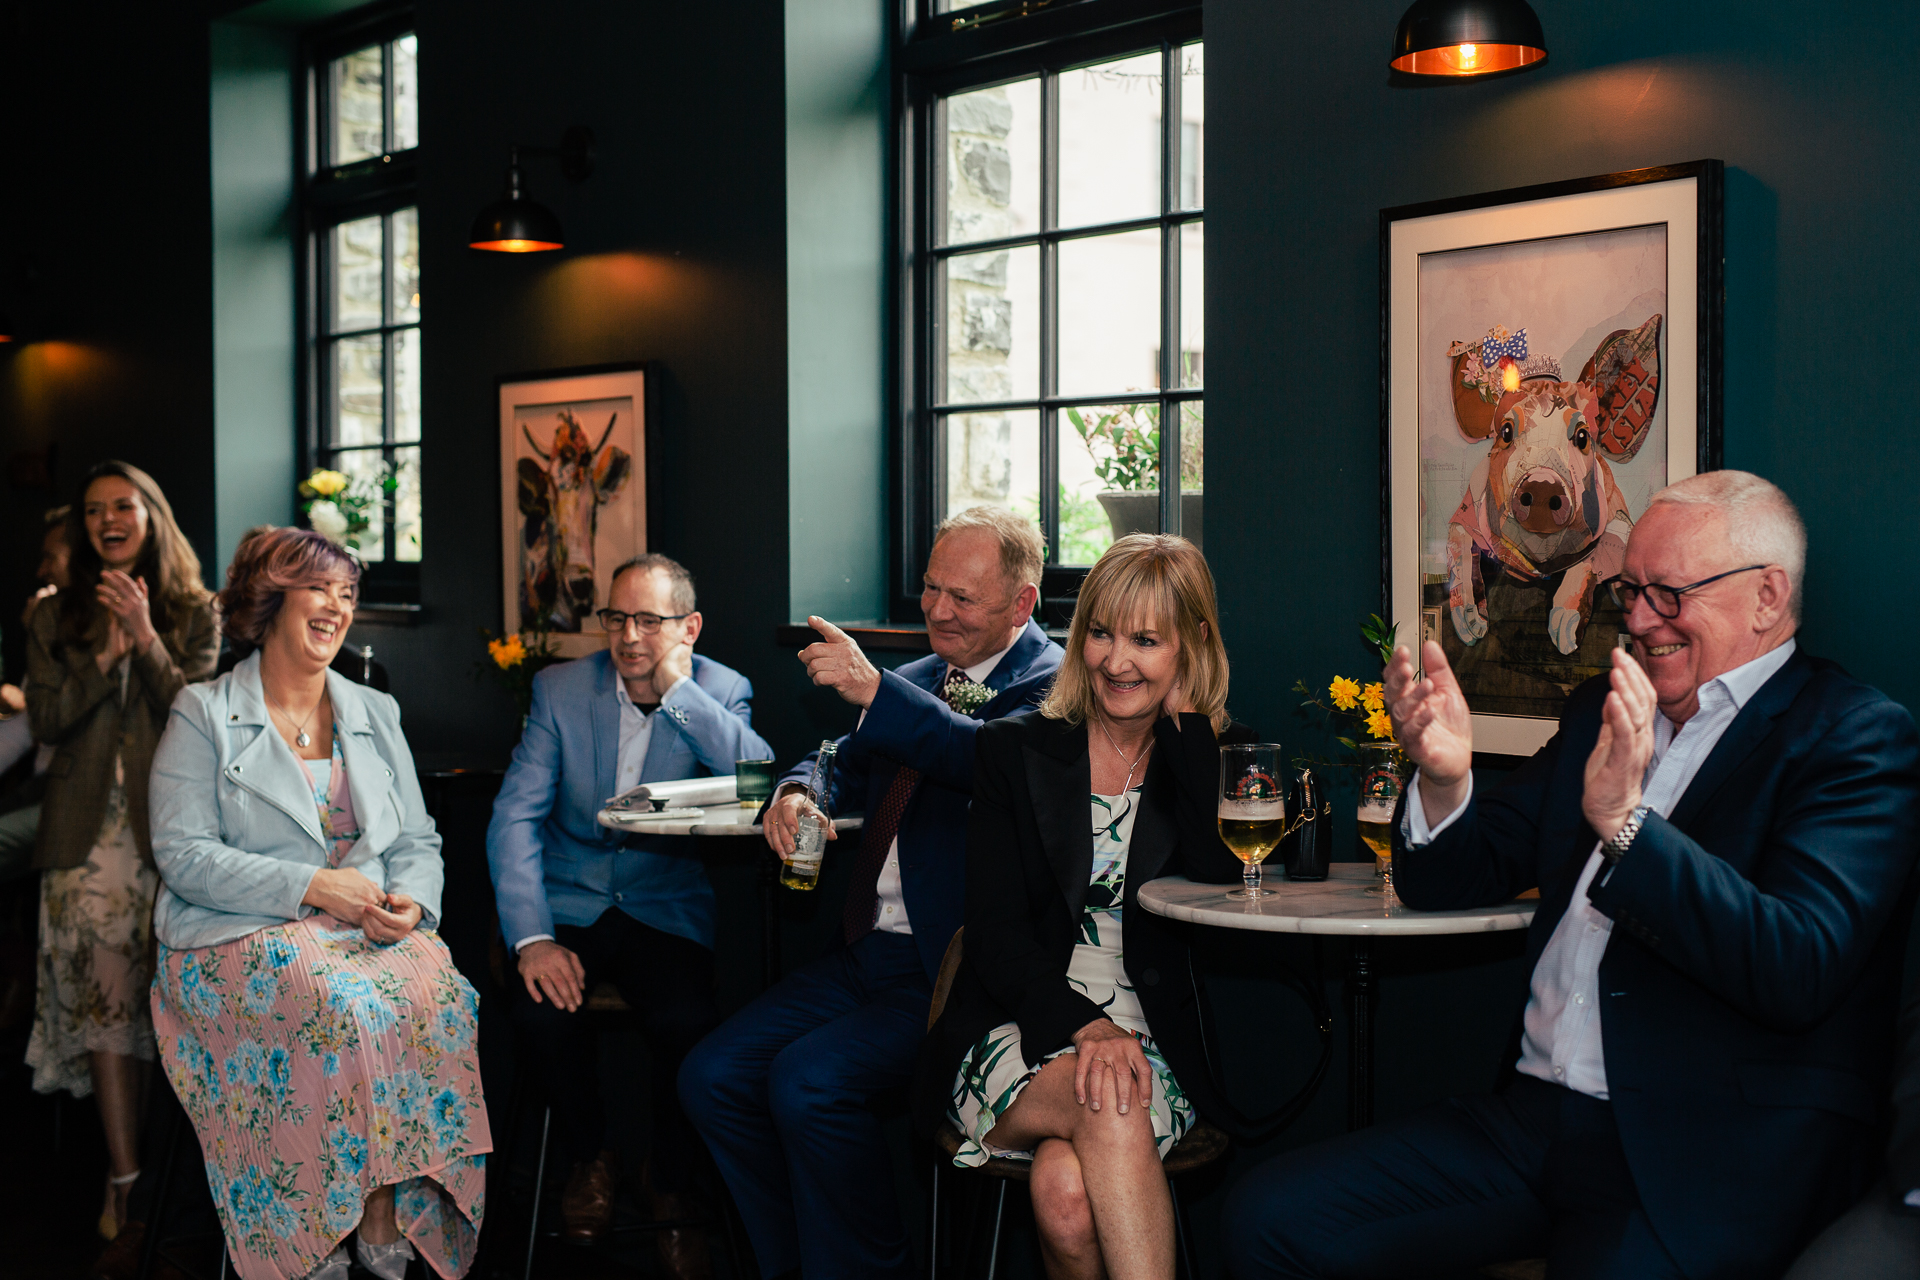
1382;162;1724;757
497;362;652;658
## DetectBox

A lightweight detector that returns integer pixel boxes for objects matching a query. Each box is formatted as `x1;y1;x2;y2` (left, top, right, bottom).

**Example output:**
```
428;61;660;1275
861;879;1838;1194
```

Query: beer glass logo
1231;768;1281;803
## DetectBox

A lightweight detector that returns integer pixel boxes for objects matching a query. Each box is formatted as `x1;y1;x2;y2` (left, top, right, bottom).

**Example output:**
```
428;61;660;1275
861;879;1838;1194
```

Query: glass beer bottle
781;740;838;891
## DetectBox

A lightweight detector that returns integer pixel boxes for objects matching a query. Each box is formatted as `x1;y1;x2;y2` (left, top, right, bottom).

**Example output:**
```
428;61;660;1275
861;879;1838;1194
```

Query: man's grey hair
1646;470;1805;619
610;552;697;614
933;506;1045;593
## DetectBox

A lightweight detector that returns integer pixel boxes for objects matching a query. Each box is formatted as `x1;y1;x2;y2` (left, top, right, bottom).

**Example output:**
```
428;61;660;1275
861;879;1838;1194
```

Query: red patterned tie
841;667;970;944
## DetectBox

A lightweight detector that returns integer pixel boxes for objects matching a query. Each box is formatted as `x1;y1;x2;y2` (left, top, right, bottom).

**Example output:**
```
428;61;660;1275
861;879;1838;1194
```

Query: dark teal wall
0;4;217;679
1207;0;1920;753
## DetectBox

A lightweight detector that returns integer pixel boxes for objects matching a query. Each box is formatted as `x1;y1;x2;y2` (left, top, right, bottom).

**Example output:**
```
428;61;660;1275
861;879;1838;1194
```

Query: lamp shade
468;159;564;252
1391;0;1547;76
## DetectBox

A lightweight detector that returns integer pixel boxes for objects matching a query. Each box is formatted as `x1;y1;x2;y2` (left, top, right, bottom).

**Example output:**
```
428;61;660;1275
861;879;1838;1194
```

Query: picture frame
1381;161;1724;757
498;362;652;658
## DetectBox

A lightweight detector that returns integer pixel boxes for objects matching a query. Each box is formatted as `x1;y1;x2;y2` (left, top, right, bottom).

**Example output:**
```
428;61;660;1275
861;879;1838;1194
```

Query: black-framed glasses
595;609;692;635
1605;565;1767;619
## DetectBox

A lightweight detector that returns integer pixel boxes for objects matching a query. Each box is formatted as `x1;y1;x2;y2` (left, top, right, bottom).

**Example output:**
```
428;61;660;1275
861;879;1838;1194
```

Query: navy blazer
777;618;1063;982
1396;647;1920;1280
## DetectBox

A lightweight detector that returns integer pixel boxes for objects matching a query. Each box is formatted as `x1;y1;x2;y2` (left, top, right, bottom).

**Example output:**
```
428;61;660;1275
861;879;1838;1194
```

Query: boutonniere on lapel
946;679;995;717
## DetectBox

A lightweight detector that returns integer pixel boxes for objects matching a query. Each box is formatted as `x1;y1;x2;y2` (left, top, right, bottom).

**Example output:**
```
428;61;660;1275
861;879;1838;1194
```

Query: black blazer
1396;646;1920;1280
913;709;1247;1139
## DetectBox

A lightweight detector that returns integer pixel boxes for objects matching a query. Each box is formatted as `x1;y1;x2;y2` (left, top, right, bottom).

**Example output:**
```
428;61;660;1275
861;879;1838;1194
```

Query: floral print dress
27;657;156;1096
949;789;1194;1165
151;730;491;1280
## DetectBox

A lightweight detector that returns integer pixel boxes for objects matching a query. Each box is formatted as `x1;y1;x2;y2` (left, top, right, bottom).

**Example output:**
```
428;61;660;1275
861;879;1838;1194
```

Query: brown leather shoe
641;1161;712;1280
560;1151;616;1247
90;1220;143;1280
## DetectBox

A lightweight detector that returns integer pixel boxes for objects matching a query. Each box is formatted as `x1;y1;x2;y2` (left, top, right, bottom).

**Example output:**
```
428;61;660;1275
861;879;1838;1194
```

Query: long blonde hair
1040;534;1230;734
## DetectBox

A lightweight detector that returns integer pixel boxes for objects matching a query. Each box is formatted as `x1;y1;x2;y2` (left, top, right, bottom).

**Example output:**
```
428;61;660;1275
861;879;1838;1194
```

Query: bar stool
923;930;1230;1279
510;979;747;1280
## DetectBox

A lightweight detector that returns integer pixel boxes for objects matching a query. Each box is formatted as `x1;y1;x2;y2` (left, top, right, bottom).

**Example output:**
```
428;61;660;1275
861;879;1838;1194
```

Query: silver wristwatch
1601;805;1652;865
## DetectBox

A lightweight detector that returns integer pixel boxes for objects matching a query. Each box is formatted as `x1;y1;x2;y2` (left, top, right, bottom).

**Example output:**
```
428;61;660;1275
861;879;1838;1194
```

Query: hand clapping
1385;641;1474;823
1582;647;1656;842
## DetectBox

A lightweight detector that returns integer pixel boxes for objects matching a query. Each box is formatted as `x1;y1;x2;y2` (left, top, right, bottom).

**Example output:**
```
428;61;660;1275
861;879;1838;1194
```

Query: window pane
329;45;384;166
393;328;421;443
1058;229;1160;398
1179;222;1203;388
334;336;384;446
1178;399;1202;493
1179;44;1204;210
392;207;420;323
394;446;422;561
1058;51;1161;229
942;79;1037;246
945;245;1037;405
391;35;419;152
944;409;1039;531
333;450;388;562
1177;399;1202;548
332;216;383;332
1060;402;1161;566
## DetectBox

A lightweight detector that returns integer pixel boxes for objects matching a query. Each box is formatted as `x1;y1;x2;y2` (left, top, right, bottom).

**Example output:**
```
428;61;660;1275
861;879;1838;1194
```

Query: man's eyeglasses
596;609;692;635
1604;565;1767;619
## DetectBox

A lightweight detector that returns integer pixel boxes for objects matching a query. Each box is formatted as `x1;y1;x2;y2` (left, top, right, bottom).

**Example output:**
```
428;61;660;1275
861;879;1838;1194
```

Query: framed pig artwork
1382;162;1724;756
497;363;653;658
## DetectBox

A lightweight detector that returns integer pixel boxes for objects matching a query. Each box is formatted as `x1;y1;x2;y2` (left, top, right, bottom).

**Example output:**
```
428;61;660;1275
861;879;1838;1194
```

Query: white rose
308;501;349;543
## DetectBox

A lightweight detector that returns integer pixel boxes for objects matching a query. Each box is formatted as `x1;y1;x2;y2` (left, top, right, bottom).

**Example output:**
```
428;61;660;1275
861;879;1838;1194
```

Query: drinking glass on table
736;757;777;810
1218;743;1288;899
1357;742;1411;895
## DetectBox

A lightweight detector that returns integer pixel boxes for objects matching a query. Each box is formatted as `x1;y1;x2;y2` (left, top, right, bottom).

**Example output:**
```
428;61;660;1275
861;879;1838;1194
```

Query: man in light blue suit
487;553;771;1273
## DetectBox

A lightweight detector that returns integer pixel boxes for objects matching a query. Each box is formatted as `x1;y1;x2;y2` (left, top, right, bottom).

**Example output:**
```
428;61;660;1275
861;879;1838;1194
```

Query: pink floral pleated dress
150;731;491;1280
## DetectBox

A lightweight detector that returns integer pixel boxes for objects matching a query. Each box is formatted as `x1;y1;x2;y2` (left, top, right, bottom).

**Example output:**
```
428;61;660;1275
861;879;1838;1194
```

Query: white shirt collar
1710;636;1797;711
614;676;653;716
956;635;1020;686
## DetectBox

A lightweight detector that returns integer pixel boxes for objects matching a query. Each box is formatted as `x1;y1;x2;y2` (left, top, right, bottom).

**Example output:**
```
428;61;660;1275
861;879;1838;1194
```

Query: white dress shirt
1406;639;1798;1099
865;639;1016;936
514;673;686;953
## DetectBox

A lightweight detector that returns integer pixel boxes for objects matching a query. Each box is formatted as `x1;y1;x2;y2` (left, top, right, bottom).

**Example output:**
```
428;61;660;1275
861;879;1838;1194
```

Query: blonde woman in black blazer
918;534;1246;1280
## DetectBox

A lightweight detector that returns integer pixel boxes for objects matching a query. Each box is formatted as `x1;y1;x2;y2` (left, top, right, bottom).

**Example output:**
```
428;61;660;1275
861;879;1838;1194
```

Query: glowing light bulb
1458;43;1479;68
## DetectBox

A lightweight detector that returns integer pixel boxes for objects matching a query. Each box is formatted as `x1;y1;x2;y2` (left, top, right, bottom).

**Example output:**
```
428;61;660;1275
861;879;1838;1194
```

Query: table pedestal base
1347;939;1374;1130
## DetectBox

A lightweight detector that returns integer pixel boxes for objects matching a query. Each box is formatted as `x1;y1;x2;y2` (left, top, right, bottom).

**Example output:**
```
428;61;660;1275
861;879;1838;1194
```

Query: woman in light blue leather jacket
147;527;491;1280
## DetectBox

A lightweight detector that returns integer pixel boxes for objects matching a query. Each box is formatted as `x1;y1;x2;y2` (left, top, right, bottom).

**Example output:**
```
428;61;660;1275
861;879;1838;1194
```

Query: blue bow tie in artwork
1479;327;1529;367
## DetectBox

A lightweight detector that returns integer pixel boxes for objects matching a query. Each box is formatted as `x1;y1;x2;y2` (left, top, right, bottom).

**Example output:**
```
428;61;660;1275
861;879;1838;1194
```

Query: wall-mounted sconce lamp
469;126;596;253
1391;0;1547;77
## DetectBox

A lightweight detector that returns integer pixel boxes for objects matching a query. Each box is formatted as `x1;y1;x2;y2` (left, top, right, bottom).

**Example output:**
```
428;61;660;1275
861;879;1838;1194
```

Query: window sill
354;602;424;627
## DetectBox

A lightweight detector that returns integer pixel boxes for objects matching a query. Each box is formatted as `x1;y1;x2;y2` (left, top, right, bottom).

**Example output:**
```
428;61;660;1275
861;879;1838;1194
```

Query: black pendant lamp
469;126;595;253
1391;0;1547;77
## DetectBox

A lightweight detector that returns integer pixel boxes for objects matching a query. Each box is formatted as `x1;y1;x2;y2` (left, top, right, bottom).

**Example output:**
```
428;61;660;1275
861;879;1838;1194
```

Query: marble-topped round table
1139;865;1537;1128
598;806;865;987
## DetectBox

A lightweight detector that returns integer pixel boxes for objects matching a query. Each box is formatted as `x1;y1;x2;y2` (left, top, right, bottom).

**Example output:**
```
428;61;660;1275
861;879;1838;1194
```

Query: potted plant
1069;403;1204;548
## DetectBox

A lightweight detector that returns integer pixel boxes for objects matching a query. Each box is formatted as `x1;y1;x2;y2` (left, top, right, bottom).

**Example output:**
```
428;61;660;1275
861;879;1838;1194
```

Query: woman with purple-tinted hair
147;526;491;1280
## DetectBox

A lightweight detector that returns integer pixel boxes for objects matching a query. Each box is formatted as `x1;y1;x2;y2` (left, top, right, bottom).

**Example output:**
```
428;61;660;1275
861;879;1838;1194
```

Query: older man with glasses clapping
487;553;773;1278
1225;471;1920;1280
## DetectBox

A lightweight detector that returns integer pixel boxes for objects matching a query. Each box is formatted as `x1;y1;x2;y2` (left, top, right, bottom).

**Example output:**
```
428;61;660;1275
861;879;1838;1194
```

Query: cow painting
517;408;633;630
1443;314;1662;655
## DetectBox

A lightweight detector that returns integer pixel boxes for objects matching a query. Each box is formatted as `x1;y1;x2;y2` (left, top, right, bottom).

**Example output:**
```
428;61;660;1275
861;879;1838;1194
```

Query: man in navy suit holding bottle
680;507;1063;1280
1226;472;1920;1280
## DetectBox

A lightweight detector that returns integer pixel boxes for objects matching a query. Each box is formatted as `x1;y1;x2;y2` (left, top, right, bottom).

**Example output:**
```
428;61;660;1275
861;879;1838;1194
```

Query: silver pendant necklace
1095;717;1153;792
267;691;320;748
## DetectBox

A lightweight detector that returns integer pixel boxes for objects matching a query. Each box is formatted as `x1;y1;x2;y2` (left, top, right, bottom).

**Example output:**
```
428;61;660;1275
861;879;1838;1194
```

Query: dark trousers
509;907;718;1193
677;931;931;1280
1224;1075;1685;1280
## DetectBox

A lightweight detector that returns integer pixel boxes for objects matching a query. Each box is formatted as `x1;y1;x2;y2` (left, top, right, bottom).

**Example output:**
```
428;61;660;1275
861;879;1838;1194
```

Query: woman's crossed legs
983;1051;1173;1280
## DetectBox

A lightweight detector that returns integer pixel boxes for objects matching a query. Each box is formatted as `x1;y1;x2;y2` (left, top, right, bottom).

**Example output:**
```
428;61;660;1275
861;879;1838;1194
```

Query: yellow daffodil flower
1329;676;1361;711
1362;682;1385;713
488;635;527;669
1365;708;1395;740
302;469;350;498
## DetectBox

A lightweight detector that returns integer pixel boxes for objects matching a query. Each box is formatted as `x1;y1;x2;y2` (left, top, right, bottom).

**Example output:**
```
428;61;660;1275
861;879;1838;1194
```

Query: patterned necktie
841;666;972;945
